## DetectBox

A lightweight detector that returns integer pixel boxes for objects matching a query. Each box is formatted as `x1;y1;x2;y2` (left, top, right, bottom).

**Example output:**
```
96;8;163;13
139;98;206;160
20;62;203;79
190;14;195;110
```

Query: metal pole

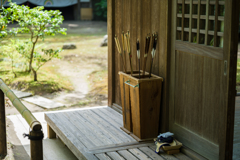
30;130;43;160
0;90;7;158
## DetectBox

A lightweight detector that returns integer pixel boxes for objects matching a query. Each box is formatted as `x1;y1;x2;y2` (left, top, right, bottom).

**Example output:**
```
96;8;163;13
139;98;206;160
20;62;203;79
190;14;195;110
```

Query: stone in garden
62;44;77;49
23;95;65;109
12;90;32;99
100;35;108;47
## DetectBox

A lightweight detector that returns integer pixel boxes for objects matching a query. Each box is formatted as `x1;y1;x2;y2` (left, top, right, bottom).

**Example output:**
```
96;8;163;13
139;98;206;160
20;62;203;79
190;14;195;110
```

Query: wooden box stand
119;71;163;141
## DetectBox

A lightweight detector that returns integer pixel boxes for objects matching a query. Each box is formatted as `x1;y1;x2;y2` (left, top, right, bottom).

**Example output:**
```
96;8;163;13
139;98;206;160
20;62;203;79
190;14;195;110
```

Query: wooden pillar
108;0;115;106
78;0;81;20
30;130;43;160
0;90;7;158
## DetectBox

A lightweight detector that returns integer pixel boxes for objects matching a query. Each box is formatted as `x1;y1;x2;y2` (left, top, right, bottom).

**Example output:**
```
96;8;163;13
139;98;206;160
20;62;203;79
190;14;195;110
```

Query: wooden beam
108;0;115;106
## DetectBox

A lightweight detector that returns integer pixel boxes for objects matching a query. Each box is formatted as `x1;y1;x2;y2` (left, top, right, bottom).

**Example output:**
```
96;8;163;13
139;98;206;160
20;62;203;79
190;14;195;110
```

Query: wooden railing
0;78;43;160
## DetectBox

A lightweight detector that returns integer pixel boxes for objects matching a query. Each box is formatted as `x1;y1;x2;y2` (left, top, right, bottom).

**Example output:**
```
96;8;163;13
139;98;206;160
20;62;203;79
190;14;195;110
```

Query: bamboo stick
115;35;127;72
121;31;127;72
137;39;140;79
125;33;133;76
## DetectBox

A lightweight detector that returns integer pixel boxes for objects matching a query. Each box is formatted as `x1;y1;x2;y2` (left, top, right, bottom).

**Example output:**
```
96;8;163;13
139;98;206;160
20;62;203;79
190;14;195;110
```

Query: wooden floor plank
45;113;97;160
117;150;139;160
107;152;126;160
91;108;123;129
128;148;152;160
56;112;96;148
66;111;114;146
77;110;124;144
82;109;134;142
95;153;112;160
105;107;123;122
139;147;165;160
97;108;123;126
173;153;193;160
63;111;107;146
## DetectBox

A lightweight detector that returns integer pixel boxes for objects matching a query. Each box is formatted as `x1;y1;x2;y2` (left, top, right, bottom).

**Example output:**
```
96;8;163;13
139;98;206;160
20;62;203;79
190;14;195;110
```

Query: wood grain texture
45;114;96;160
114;0;122;106
151;0;160;75
131;0;137;71
95;153;111;160
109;0;170;134
159;0;171;133
119;73;133;132
175;51;203;133
128;148;152;160
202;58;223;144
45;107;201;159
106;152;125;160
141;0;151;75
117;150;138;160
47;124;56;139
175;41;223;60
108;0;115;106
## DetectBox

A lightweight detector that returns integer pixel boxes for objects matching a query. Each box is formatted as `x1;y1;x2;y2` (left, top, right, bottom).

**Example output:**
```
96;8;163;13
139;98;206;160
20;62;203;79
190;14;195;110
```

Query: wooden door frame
221;0;239;159
169;0;239;159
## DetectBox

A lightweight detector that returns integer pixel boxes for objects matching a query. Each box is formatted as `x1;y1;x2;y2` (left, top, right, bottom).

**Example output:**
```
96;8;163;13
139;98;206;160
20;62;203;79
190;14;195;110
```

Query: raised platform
45;106;196;160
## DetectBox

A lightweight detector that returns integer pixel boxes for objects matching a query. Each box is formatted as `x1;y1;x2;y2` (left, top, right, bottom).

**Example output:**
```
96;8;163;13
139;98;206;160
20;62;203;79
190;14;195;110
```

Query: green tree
95;0;107;19
31;49;61;81
6;2;66;80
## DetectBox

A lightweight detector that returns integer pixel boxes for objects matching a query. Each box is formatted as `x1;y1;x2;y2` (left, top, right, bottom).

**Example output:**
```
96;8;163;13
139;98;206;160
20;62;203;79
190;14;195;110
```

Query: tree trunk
29;42;36;73
32;69;37;81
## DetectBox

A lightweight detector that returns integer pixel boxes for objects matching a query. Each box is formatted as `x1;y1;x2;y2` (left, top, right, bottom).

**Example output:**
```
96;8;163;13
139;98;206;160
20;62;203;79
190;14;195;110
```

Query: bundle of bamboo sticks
114;31;158;78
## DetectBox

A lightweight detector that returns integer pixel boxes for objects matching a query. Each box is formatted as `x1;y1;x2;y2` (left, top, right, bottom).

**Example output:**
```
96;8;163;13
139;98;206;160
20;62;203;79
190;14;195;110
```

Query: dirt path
44;52;108;107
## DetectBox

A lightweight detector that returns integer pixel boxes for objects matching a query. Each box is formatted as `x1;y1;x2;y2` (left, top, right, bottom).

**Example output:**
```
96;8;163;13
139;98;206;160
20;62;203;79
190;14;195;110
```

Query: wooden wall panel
114;0;123;105
131;0;137;71
141;0;151;73
109;0;170;132
151;0;160;75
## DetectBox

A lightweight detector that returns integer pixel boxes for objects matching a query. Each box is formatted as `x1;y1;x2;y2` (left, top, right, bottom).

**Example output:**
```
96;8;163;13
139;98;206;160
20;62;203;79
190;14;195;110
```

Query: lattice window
176;0;225;48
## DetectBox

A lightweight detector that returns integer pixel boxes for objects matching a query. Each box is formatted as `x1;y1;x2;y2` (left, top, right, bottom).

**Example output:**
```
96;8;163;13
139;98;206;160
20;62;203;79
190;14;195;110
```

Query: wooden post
78;0;81;20
0;90;7;158
30;130;43;160
47;124;56;139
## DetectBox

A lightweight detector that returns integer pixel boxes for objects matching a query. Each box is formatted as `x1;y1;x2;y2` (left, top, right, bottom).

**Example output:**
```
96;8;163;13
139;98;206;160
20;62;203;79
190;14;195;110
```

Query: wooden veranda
45;106;204;160
44;100;240;159
1;0;240;159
